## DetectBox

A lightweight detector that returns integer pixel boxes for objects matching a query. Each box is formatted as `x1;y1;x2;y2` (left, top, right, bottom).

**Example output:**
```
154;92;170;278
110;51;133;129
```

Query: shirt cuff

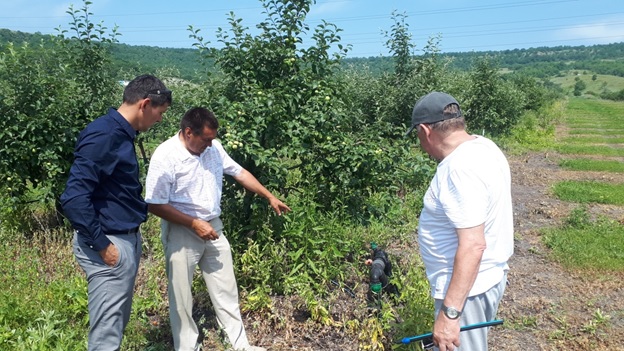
90;232;113;252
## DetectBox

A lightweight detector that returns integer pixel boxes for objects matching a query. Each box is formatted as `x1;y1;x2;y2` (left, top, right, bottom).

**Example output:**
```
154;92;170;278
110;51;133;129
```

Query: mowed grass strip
556;144;624;156
543;216;624;271
544;98;624;272
565;122;624;130
568;129;624;136
566;97;624;122
563;98;624;146
560;158;624;172
560;136;624;144
553;180;624;205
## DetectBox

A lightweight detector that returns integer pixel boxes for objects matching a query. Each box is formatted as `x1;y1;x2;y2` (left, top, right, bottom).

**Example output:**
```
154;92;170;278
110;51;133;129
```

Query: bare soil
200;138;624;351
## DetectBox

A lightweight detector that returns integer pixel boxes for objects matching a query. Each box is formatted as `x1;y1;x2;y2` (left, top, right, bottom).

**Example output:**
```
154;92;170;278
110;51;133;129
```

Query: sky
2;0;624;58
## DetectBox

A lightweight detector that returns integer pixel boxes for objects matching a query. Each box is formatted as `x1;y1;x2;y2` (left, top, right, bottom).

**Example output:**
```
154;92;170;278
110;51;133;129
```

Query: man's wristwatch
441;304;462;319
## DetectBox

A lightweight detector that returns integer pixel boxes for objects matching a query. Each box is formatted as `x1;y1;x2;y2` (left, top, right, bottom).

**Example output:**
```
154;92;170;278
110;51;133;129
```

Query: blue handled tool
398;319;504;345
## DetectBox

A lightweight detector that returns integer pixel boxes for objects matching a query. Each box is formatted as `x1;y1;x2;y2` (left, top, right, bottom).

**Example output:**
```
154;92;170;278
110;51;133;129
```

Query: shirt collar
108;107;138;140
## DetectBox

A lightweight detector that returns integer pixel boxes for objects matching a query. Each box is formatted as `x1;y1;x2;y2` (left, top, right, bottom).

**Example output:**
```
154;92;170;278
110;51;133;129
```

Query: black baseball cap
405;92;462;136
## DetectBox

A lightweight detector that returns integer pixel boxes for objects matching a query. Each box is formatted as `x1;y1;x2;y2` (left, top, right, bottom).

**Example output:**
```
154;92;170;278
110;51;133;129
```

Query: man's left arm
232;169;291;215
432;223;486;351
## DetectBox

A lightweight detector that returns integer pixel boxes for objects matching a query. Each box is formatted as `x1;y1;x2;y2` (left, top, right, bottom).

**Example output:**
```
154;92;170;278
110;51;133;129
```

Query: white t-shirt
144;133;243;221
418;135;514;299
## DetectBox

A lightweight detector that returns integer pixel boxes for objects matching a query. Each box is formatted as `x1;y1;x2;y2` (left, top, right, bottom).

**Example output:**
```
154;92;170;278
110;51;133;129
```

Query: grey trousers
73;231;142;351
161;218;251;351
434;272;508;351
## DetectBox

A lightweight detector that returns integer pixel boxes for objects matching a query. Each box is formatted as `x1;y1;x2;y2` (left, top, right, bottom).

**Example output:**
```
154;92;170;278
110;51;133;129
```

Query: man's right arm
432;224;486;350
60;128;113;252
61;126;120;266
148;203;218;240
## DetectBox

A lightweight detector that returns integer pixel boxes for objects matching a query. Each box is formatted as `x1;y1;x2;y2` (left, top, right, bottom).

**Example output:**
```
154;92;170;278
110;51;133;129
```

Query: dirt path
489;150;624;351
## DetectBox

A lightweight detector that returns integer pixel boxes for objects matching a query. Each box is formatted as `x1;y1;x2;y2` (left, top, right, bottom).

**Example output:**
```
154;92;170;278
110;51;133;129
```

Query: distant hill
0;28;209;81
448;42;624;77
107;43;213;81
2;28;623;80
344;42;624;78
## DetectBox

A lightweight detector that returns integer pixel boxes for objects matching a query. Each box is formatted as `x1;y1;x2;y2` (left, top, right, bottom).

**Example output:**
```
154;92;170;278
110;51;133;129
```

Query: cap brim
405;124;416;137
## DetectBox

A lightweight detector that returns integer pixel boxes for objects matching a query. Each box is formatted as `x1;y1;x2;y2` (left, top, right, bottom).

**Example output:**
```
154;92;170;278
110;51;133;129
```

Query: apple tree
0;0;120;231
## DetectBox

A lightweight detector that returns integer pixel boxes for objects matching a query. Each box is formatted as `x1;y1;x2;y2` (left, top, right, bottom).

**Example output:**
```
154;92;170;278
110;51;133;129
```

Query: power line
2;0;622;56
0;6;263;19
0;0;580;23
304;0;580;23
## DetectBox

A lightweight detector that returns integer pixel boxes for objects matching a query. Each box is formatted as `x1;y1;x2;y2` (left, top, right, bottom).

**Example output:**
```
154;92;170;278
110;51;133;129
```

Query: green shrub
0;0;121;231
462;57;526;136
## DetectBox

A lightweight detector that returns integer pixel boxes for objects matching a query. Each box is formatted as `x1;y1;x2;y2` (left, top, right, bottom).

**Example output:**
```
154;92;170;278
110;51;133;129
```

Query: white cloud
555;17;624;44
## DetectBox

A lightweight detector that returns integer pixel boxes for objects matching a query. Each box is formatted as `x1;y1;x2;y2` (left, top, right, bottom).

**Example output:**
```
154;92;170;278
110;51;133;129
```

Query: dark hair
122;74;171;106
180;107;219;135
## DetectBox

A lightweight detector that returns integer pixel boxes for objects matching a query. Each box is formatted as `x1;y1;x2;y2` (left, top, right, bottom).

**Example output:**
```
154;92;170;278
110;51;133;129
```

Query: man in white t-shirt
405;92;514;351
145;107;291;351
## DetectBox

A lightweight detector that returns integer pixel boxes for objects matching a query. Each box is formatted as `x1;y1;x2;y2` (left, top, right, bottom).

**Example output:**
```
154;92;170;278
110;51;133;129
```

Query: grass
560;158;624;173
553;180;624;205
565;121;624;129
498;101;563;153
554;98;624;156
562;102;624;141
543;207;624;271
559;136;624;144
564;97;624;121
567;129;624;136
0;231;89;351
541;97;624;272
556;144;624;157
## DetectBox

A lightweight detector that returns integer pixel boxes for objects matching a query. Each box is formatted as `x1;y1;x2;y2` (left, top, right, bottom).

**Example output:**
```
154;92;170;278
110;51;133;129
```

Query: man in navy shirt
61;74;171;350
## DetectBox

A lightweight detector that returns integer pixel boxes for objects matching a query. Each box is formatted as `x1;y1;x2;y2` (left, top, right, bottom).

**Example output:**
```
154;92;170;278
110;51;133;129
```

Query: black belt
115;227;139;235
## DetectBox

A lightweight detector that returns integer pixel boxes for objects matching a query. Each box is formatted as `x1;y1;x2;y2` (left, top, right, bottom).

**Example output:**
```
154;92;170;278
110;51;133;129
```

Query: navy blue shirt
61;108;147;251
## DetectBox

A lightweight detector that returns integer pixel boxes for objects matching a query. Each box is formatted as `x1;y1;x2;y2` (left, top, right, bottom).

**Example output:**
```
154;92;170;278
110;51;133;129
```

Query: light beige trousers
161;218;251;351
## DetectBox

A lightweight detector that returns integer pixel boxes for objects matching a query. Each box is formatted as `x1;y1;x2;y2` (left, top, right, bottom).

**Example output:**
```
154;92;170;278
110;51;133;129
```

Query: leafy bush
461;57;526;136
0;0;120;232
573;78;587;96
600;88;624;101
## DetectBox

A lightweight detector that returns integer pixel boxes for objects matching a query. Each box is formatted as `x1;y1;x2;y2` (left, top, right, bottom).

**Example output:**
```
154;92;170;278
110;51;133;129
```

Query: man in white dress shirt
145;107;290;351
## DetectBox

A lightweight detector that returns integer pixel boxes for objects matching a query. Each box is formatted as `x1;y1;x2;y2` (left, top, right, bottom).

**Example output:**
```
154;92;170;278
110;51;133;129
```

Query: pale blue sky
2;0;624;57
